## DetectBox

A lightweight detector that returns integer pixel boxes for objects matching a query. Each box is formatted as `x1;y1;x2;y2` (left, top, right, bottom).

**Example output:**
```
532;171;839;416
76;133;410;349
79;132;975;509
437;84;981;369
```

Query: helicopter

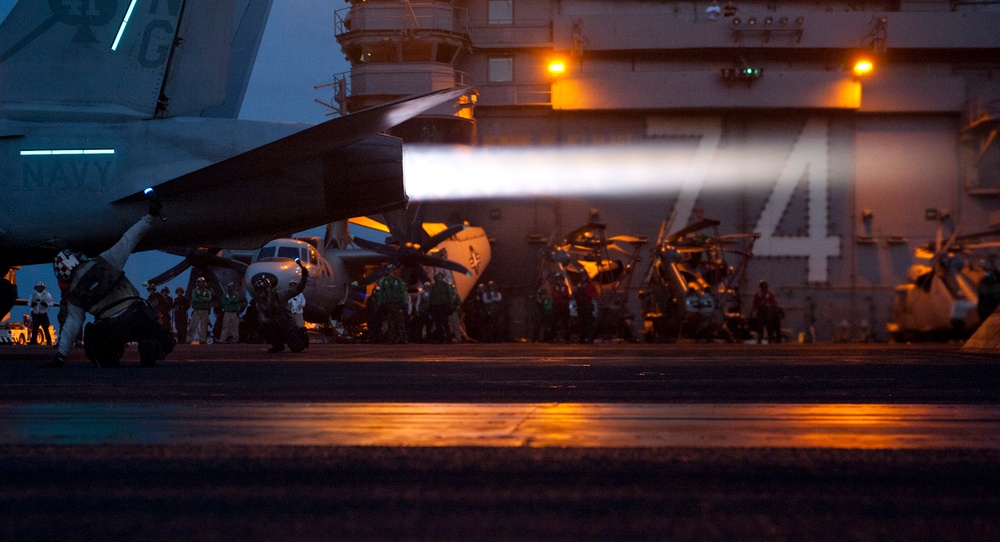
888;225;1000;342
638;218;760;343
532;214;648;341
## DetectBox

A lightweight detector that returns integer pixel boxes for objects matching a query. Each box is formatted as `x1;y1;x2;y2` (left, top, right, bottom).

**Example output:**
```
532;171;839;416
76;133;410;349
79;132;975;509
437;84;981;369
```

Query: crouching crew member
250;259;309;354
47;200;175;367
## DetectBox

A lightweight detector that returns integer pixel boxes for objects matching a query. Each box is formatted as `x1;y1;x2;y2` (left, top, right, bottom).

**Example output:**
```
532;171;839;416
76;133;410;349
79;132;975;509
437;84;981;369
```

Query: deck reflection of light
3;403;1000;449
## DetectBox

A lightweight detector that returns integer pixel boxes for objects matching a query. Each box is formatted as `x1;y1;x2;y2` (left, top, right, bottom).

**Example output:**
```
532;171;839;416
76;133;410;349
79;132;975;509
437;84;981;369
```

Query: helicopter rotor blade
563;222;607;244
665;219;721;244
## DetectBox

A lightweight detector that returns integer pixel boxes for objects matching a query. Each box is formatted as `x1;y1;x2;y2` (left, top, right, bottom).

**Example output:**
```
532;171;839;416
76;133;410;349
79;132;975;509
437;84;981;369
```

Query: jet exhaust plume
401;143;825;200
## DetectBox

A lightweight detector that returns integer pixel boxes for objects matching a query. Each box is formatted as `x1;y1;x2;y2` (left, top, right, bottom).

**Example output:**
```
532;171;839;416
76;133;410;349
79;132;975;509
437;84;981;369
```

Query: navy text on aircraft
0;0;470;320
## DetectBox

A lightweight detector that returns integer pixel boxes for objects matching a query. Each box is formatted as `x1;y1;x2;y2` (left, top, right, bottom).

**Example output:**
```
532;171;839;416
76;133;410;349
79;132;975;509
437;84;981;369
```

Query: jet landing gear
0;271;16;323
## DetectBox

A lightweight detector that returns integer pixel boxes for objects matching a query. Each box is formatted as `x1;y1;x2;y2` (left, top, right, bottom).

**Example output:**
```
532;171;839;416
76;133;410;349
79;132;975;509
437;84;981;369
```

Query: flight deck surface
2;343;999;541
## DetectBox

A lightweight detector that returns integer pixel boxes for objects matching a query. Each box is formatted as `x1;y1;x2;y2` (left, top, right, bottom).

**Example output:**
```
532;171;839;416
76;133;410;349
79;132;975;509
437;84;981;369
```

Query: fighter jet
0;0;471;321
887;227;1000;342
241;214;491;339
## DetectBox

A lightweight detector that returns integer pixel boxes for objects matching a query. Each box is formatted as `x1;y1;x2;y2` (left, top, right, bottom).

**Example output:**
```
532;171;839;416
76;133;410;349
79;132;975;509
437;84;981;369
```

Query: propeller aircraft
240;212;491;340
0;0;472;322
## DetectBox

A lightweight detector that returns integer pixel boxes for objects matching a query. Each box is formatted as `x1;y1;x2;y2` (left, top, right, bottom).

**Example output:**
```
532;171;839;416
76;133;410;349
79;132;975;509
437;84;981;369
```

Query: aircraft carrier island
327;0;1000;343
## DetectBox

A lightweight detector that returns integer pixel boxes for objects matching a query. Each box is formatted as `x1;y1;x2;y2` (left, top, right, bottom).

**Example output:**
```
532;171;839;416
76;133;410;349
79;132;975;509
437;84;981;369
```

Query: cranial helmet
251;272;277;291
53;250;83;283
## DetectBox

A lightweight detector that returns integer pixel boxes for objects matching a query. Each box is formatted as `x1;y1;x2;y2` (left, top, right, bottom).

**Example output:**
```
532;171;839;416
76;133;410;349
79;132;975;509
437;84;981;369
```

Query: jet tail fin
169;0;275;118
0;0;271;121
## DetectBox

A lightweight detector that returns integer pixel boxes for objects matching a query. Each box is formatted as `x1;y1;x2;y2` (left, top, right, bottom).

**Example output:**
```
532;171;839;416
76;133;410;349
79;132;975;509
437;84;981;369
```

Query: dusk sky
240;0;349;123
4;0;354;320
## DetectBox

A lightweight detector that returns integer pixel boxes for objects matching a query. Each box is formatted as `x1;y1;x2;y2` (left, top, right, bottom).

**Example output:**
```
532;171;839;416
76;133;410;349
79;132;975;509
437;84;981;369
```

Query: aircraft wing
101;87;472;249
955;226;1000;243
564;223;607;245
349;216;392;234
334;249;395;266
115;86;472;205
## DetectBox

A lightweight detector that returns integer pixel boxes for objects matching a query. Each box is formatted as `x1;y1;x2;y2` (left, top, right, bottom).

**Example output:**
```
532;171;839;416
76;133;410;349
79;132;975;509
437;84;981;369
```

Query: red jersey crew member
751;279;783;344
47;194;175;367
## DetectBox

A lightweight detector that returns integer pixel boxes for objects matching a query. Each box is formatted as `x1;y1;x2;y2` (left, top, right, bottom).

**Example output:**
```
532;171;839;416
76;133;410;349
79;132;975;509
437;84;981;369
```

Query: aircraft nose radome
244;262;303;290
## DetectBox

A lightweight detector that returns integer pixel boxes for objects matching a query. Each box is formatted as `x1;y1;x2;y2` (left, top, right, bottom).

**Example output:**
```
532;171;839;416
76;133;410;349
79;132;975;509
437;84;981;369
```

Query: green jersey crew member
377;265;408;344
187;276;213;344
219;282;243;344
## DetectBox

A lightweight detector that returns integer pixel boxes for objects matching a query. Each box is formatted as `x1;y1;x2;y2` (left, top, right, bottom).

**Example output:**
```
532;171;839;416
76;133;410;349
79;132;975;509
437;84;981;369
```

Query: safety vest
428;281;455;308
378;277;407;306
221;292;242;313
29;291;53;315
67;257;141;319
191;287;212;310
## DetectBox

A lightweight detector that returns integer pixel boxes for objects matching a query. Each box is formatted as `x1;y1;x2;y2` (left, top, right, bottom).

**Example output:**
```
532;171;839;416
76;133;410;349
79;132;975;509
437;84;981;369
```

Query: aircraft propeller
352;206;471;287
145;248;250;301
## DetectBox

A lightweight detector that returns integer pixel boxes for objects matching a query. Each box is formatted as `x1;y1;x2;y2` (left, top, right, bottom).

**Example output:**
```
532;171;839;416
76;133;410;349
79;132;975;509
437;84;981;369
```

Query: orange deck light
547;59;567;76
853;59;874;76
